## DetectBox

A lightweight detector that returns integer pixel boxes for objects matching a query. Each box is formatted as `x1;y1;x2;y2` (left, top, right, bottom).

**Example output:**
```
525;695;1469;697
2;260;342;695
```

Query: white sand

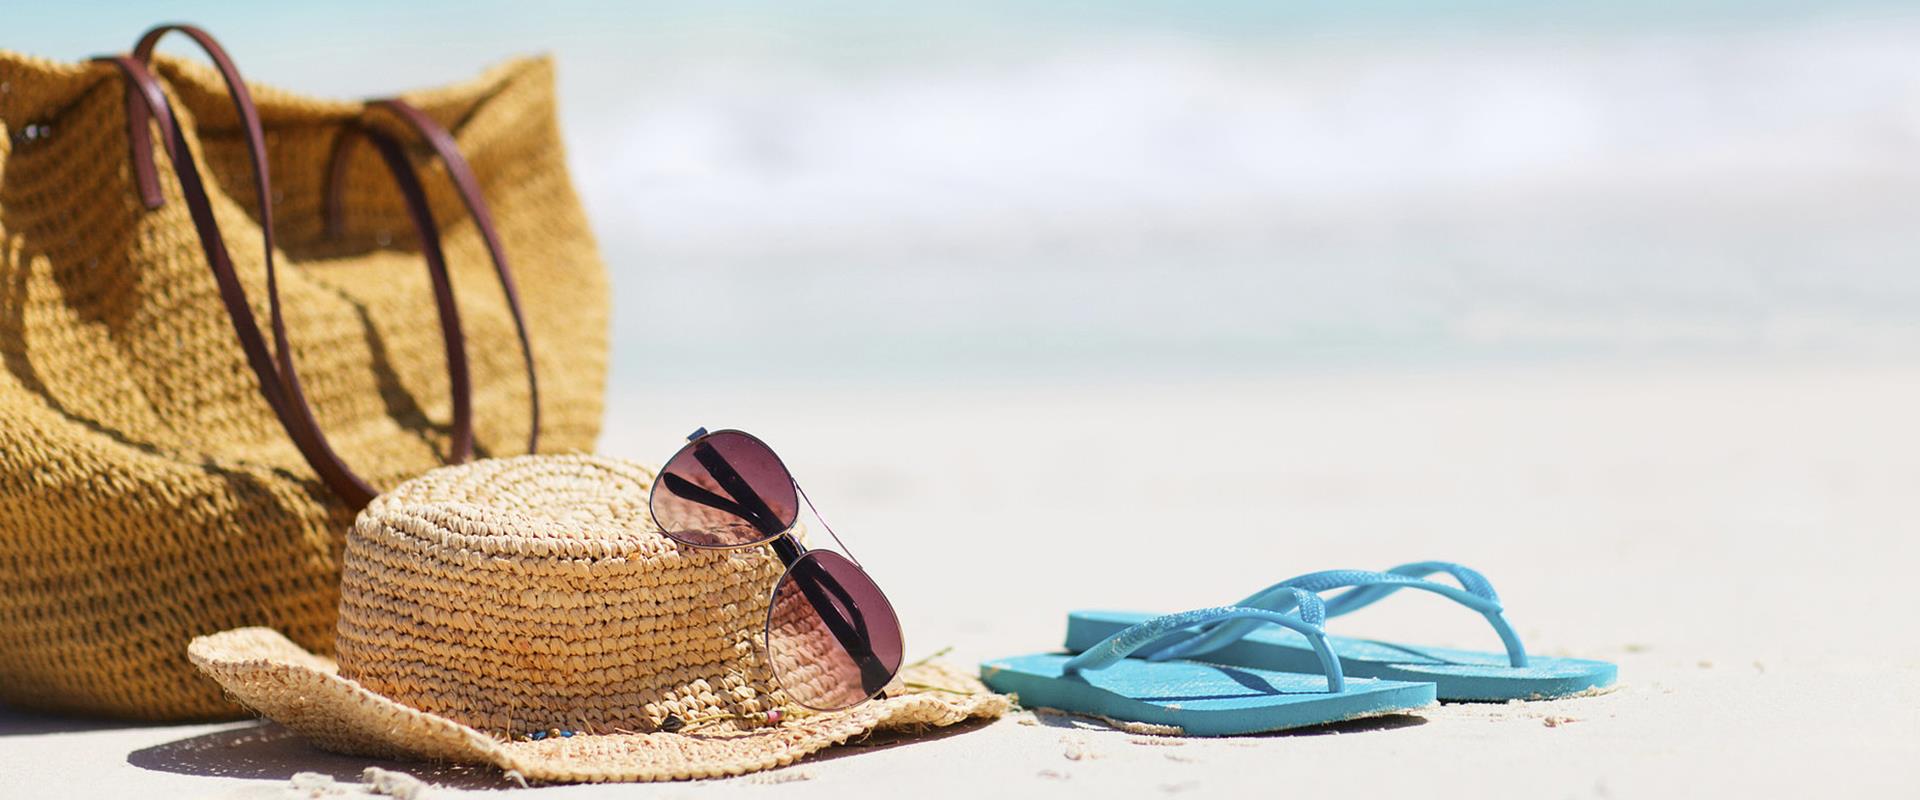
4;362;1916;797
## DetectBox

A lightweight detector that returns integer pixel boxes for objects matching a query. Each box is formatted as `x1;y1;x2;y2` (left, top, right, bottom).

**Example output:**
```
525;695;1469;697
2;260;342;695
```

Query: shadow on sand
126;721;518;790
0;705;189;737
1031;707;1429;737
794;715;1001;766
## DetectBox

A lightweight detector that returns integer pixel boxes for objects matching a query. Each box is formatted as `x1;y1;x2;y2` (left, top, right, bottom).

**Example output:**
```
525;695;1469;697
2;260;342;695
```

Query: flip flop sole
980;653;1435;736
1067;610;1616;701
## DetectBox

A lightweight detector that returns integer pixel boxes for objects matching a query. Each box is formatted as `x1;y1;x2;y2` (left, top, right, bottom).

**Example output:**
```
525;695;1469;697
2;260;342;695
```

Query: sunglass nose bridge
686;427;709;442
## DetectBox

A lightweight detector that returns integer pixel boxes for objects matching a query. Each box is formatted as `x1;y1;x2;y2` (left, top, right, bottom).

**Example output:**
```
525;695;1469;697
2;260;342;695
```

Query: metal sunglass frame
649;427;903;711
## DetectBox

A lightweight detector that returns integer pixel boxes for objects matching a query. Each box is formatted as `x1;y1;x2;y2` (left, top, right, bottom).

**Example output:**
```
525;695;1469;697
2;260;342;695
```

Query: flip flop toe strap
1159;566;1529;669
1322;561;1500;618
1063;604;1347;693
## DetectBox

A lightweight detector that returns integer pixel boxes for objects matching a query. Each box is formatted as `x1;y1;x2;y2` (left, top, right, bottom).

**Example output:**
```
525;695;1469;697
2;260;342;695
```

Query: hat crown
333;455;786;738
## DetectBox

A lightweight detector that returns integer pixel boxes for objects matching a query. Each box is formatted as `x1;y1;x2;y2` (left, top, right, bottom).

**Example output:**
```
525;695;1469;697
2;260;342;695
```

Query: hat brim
188;628;1008;783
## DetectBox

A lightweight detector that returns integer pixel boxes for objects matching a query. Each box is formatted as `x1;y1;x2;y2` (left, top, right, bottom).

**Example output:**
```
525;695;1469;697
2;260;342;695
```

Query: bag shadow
0;704;180;737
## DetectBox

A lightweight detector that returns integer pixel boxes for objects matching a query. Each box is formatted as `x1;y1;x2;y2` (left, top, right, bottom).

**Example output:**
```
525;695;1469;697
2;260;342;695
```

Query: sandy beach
8;2;1920;796
3;360;1914;797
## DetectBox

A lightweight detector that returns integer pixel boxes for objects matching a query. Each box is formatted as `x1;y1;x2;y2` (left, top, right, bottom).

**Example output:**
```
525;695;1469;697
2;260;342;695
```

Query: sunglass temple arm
795;482;861;570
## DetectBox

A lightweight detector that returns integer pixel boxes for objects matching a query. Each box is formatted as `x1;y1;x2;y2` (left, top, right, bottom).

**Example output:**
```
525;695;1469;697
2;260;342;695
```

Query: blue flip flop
1064;562;1616;701
981;590;1436;736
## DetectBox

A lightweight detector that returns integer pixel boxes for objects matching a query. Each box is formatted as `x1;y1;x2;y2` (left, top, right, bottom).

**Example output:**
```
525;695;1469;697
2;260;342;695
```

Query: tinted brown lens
766;551;904;711
650;431;799;547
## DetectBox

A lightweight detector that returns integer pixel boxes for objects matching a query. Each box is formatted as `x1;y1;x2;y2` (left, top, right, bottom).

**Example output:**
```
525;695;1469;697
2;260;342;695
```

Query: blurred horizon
9;2;1920;389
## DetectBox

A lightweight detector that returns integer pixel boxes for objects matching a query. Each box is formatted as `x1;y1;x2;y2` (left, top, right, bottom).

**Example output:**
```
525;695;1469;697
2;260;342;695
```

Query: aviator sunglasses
648;428;904;711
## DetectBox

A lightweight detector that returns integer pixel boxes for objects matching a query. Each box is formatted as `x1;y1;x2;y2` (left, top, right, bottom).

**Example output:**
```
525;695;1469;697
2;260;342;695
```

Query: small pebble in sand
1697;660;1714;669
1060;735;1099;761
1543;716;1578;728
1038;769;1069;780
1165;753;1200;764
284;769;428;799
361;767;427;799
744;769;813;785
289;772;339;798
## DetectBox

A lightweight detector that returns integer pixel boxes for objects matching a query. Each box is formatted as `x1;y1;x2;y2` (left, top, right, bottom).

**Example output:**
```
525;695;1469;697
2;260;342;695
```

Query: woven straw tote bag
0;24;609;719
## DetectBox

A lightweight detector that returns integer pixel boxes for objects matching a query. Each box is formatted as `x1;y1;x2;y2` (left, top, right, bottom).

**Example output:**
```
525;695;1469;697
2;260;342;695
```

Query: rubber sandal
1064;562;1616;701
981;592;1436;736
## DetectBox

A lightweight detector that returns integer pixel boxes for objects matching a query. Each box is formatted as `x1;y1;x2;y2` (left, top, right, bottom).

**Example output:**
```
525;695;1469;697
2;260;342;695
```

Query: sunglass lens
766;550;904;710
650;430;799;547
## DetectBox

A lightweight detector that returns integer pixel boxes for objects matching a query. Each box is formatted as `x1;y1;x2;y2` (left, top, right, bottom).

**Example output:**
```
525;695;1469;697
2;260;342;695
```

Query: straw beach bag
0;25;608;719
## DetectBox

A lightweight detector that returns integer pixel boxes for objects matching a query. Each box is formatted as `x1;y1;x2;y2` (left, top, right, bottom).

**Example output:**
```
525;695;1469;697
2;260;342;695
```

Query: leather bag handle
101;24;513;509
324;99;541;455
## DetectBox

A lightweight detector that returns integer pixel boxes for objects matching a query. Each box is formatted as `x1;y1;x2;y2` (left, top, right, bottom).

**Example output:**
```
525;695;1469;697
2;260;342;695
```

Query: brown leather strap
104;24;489;508
112;63;166;210
325;100;542;455
339;123;478;464
131;26;279;350
99;53;374;505
130;24;354;499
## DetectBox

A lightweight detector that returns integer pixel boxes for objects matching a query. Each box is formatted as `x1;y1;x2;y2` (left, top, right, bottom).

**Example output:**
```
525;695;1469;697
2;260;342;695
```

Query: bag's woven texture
189;455;1008;783
0;53;610;719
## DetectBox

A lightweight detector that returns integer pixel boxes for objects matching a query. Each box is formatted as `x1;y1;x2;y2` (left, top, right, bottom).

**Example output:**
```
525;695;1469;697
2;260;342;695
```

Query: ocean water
13;2;1920;387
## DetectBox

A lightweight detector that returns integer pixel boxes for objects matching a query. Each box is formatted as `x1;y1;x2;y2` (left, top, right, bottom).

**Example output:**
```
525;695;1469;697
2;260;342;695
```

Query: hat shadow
787;715;1001;766
126;720;518;790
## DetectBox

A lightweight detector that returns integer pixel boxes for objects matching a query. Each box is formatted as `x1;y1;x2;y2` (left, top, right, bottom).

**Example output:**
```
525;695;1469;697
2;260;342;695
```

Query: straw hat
188;455;1006;783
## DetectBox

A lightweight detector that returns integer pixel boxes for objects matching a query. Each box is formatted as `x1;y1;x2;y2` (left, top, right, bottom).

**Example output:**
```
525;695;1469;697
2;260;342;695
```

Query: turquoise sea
11;2;1920;387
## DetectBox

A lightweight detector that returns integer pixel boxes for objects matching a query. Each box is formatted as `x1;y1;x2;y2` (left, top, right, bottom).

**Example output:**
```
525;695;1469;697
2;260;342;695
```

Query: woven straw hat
188;455;1006;782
